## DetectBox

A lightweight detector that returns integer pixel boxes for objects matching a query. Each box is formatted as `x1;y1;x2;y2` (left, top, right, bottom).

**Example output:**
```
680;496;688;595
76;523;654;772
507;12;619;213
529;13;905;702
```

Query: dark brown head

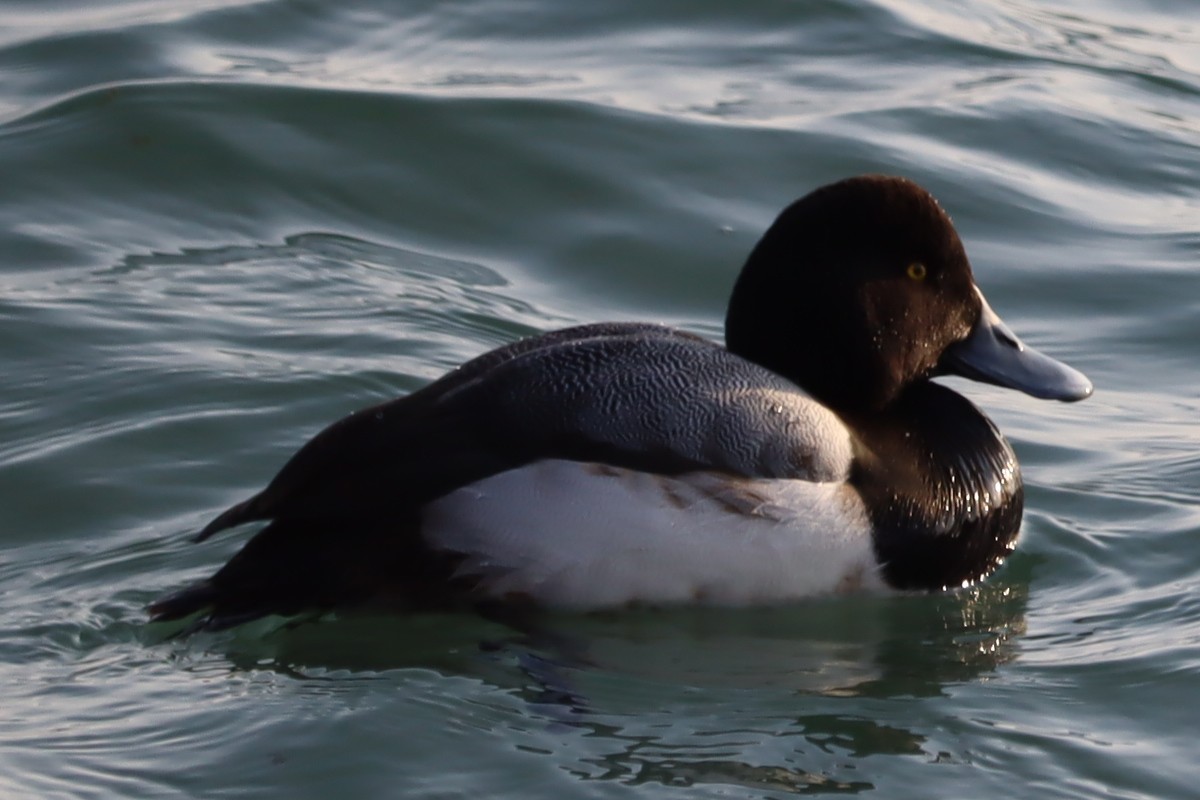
725;175;1091;412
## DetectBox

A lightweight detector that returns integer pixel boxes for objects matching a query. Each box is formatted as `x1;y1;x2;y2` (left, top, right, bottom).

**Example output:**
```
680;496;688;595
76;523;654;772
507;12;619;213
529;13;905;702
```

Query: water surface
1;1;1198;797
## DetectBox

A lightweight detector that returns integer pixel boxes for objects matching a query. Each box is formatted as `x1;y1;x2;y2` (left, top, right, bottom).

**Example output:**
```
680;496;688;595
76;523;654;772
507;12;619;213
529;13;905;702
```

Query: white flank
422;460;886;608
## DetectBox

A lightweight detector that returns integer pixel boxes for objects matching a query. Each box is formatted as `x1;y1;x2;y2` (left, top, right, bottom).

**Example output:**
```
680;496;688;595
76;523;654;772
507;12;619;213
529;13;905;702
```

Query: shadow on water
150;574;1029;795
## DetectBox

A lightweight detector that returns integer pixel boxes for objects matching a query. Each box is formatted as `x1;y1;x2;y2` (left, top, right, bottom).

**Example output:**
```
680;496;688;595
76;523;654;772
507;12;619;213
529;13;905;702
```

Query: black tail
193;494;266;543
148;580;221;624
149;513;464;632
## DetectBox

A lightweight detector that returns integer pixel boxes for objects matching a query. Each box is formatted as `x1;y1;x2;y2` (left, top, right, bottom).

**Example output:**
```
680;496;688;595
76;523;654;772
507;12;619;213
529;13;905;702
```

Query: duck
149;175;1092;631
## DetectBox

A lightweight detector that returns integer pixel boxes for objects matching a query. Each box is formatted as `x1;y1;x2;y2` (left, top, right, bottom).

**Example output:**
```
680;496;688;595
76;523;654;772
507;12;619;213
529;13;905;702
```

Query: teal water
1;0;1198;797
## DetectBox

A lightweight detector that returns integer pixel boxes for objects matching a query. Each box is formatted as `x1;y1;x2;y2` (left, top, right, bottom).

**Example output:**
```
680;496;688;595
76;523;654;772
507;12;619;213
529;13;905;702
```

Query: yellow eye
906;262;928;281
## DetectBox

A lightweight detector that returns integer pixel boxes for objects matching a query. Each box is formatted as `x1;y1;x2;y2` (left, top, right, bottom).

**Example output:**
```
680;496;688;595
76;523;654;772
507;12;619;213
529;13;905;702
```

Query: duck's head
725;175;1092;412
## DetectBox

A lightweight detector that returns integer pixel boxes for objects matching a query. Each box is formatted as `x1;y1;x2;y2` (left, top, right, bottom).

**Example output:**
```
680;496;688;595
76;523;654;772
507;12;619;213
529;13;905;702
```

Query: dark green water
1;1;1197;797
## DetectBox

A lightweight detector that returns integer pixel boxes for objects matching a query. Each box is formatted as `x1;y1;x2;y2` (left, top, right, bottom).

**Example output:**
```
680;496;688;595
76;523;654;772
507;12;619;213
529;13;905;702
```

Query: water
1;0;1197;797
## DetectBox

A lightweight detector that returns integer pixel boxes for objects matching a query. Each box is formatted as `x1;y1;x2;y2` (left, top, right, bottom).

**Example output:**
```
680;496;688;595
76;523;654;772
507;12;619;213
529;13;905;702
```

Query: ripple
0;0;1198;797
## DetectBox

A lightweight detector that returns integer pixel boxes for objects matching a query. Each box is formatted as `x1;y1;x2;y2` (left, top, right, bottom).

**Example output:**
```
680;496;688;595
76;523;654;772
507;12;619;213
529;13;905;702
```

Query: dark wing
151;322;845;628
196;322;839;541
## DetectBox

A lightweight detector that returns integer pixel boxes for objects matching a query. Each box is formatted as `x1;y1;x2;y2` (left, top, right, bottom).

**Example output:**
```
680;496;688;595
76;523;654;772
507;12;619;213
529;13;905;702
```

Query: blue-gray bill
941;287;1093;402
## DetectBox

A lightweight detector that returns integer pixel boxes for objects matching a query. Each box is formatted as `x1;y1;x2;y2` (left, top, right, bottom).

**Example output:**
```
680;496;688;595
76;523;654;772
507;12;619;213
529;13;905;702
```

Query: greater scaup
150;175;1092;631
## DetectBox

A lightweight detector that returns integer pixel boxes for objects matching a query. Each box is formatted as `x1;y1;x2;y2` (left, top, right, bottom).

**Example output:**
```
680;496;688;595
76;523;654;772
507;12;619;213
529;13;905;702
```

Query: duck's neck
844;381;1024;591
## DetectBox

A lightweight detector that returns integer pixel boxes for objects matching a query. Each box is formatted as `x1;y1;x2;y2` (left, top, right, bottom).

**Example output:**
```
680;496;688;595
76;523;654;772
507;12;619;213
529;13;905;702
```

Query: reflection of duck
513;579;1029;697
189;582;1030;799
150;176;1090;631
519;582;1031;795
